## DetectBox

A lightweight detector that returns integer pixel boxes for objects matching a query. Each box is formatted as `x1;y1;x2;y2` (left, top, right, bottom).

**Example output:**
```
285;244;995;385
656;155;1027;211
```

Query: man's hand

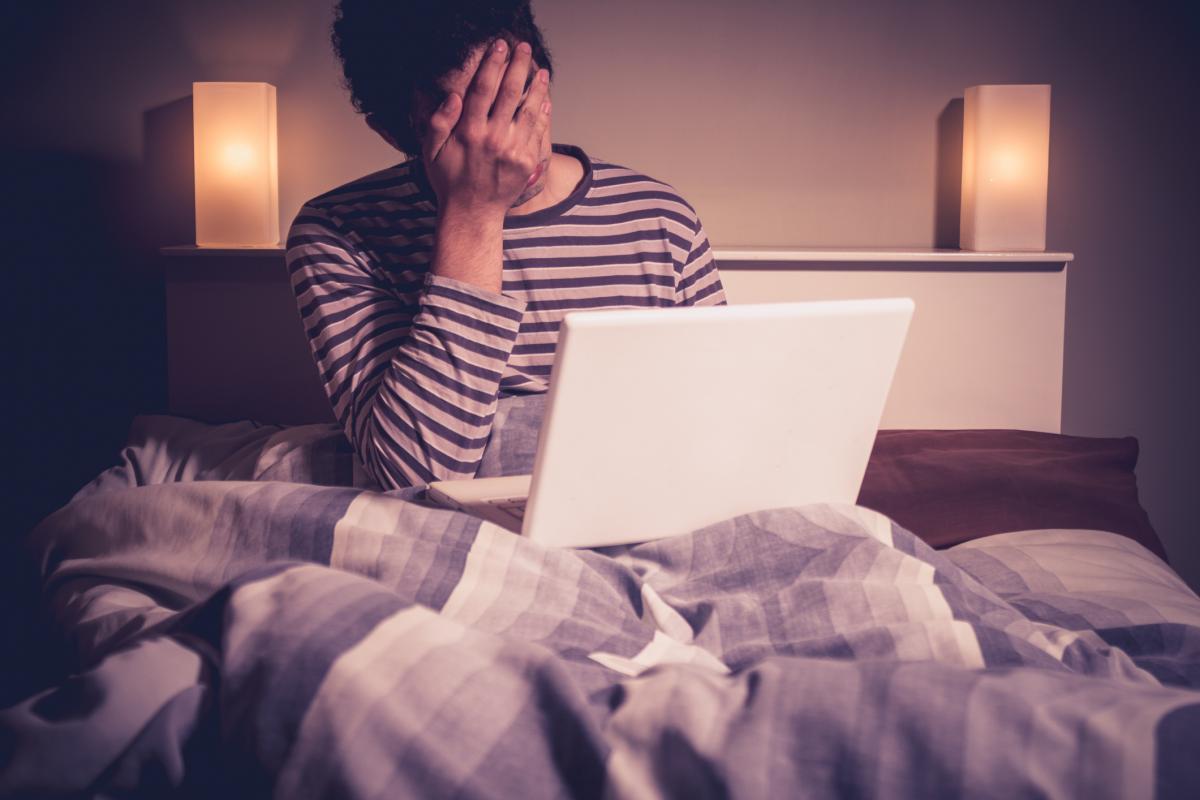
422;38;552;217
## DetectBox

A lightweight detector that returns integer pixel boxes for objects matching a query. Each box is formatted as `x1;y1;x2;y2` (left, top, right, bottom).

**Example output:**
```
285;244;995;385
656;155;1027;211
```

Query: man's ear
365;113;403;151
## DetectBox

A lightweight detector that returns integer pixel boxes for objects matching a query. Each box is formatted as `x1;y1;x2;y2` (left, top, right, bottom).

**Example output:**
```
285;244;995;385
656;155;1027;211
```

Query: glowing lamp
193;82;279;246
959;84;1051;251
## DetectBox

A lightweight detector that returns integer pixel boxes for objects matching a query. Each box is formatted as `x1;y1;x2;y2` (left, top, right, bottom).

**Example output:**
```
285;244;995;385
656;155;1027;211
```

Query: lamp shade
959;84;1051;252
193;82;279;247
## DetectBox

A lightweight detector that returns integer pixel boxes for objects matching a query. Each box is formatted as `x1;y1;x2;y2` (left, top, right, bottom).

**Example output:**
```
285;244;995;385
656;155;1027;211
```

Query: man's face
411;41;553;208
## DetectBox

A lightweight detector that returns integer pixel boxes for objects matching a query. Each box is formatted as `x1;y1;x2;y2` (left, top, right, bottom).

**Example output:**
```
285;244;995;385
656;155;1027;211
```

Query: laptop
426;297;914;548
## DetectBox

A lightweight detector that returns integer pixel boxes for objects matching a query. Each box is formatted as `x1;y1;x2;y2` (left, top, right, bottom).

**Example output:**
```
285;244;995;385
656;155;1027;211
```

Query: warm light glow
193;82;279;247
221;141;257;174
986;149;1024;183
960;84;1051;252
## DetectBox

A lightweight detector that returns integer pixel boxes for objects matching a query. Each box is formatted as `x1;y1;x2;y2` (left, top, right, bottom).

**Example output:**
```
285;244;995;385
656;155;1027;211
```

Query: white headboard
161;246;1071;432
717;248;1072;432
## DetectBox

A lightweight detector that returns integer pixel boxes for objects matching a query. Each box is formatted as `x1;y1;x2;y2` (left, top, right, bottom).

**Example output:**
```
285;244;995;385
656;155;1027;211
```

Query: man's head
332;0;555;156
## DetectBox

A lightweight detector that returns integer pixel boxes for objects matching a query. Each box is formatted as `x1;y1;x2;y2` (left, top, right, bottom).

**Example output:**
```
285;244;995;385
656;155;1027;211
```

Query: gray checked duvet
2;395;1199;798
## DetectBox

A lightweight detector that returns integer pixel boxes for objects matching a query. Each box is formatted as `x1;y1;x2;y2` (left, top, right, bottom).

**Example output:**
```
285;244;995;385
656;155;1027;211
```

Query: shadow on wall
6;99;196;544
5;97;197;541
934;98;964;250
4;150;167;540
145;96;197;248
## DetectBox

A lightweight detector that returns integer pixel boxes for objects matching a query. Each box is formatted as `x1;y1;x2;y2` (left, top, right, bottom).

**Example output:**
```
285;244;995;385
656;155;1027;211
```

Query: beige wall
7;1;1199;587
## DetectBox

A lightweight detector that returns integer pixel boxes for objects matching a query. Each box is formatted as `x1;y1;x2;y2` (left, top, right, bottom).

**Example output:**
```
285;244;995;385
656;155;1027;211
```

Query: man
287;0;727;490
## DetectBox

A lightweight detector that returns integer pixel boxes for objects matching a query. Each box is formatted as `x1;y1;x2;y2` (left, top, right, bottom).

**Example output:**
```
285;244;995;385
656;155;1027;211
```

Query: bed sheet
2;399;1197;797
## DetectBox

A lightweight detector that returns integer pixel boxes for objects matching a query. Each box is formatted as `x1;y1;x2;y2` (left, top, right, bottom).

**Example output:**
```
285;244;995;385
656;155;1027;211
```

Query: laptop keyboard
486;497;527;520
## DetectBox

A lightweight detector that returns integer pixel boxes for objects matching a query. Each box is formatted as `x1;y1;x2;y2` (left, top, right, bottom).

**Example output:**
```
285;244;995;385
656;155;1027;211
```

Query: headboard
161;246;1072;432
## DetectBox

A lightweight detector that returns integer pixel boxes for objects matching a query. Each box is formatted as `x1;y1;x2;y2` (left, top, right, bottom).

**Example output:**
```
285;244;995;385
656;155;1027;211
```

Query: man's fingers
462;38;509;125
422;92;462;165
491;42;533;123
517;67;549;122
518;68;551;146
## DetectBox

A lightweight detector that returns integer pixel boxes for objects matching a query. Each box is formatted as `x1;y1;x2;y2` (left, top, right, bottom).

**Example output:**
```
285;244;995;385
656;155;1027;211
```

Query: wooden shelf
159;245;1074;271
161;245;285;257
712;247;1074;263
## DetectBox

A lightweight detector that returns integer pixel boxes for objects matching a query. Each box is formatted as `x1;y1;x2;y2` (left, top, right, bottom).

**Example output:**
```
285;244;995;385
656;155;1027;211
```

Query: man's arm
431;205;505;293
287;207;526;489
422;37;550;294
675;216;728;306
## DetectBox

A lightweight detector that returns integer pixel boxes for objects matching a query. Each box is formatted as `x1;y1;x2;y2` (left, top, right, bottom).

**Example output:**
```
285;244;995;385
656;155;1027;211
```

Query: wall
4;0;1198;588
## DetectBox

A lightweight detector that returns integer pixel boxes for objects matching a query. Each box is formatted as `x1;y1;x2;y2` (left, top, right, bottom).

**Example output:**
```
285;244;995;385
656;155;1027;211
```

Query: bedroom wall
4;0;1198;589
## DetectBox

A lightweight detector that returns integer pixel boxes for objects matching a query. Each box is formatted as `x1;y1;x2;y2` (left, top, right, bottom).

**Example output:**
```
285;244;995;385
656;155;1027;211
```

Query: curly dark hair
331;0;555;155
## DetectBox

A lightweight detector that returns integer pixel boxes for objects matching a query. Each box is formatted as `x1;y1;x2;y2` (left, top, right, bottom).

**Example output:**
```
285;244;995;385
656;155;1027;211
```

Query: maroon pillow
856;429;1166;559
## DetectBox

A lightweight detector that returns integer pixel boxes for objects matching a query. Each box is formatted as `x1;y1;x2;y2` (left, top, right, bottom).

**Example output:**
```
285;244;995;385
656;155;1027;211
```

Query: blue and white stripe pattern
4;408;1200;798
286;143;726;490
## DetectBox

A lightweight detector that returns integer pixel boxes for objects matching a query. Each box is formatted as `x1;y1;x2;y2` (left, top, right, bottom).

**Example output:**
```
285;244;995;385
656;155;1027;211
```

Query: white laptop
426;298;914;548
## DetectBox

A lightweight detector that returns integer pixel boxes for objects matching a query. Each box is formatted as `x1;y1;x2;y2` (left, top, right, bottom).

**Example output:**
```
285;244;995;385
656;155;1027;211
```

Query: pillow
857;429;1166;559
71;414;379;503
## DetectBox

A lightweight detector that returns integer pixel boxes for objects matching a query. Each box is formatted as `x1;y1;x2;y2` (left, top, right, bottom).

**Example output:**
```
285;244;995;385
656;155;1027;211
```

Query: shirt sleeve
286;206;526;490
674;216;728;306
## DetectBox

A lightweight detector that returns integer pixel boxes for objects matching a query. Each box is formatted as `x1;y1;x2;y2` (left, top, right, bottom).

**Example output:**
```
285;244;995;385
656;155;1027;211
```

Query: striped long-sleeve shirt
286;143;727;490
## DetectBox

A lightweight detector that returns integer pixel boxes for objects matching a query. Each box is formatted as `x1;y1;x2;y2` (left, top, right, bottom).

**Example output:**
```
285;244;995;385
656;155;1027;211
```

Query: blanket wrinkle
0;636;205;797
586;584;731;679
6;473;1200;797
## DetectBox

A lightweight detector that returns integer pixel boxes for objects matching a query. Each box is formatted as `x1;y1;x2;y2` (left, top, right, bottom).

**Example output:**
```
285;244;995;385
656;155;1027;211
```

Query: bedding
858;428;1166;557
75;395;1168;557
2;398;1195;798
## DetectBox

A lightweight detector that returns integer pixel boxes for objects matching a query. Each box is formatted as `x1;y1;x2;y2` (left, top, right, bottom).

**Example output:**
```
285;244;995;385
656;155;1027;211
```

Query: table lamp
959;84;1051;252
192;82;279;247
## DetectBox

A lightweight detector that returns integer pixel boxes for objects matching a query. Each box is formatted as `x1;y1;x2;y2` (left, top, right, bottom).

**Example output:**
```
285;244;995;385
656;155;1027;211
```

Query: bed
2;255;1198;798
